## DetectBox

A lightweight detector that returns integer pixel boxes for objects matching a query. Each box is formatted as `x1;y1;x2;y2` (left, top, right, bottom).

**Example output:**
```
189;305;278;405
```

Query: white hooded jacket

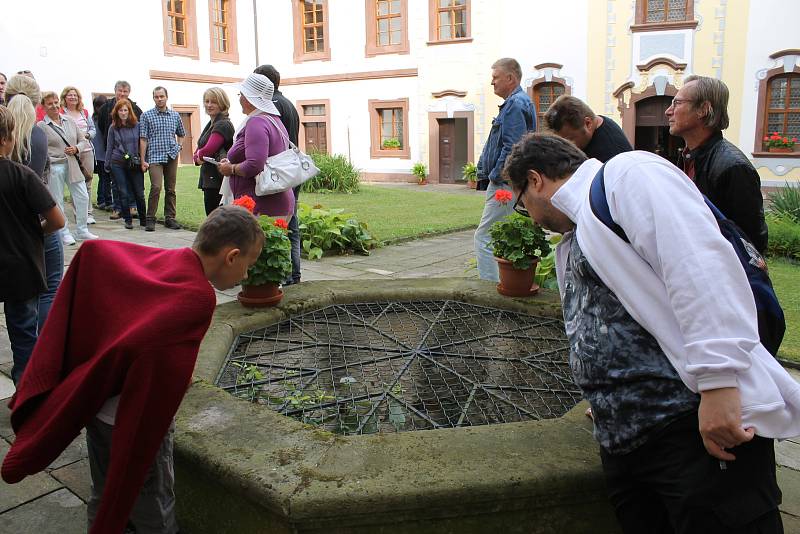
553;151;800;438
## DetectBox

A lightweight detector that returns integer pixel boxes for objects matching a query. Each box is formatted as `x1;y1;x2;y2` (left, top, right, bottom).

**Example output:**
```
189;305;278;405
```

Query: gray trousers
86;417;179;534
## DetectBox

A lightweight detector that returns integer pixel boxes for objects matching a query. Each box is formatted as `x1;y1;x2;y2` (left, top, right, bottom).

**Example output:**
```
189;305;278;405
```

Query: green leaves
489;213;551;270
302;152;361;193
245;216;292;285
299;203;375;259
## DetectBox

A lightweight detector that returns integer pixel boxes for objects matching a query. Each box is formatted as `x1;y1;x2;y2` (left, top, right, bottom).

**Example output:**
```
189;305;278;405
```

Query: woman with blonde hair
6;92;64;330
39;90;97;244
60;86;97;224
194;87;234;215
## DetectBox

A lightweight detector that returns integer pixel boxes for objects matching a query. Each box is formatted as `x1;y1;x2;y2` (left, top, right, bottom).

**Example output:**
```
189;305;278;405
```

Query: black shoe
124;221;134;230
165;219;182;230
145;218;156;232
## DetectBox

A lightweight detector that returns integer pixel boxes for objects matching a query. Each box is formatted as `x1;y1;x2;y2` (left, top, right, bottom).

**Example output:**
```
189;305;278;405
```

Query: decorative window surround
365;0;410;57
752;51;800;159
162;0;199;59
297;99;331;154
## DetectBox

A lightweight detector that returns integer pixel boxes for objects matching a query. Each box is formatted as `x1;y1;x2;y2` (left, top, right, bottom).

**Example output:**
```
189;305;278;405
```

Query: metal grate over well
216;301;581;435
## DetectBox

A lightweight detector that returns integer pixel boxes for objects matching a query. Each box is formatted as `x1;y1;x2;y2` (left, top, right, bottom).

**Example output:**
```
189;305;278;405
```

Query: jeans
147;157;179;222
474;181;516;282
95;162;113;207
286;186;301;284
38;232;64;330
110;164;147;225
5;297;39;384
111;173;136;212
49;162;90;236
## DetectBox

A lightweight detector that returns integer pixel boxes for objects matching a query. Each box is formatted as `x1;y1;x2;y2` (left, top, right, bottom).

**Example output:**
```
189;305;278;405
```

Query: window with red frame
765;74;800;143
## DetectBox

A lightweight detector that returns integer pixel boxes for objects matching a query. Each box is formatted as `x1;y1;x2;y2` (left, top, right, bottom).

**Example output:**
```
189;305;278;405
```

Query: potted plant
462;162;478;189
764;132;797;153
382;137;401;150
412;162;428;185
489;191;551;297
233;196;292;308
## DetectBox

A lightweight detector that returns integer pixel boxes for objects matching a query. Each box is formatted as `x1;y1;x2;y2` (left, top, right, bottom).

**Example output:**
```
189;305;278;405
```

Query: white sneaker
87;215;96;225
75;231;99;241
61;233;77;246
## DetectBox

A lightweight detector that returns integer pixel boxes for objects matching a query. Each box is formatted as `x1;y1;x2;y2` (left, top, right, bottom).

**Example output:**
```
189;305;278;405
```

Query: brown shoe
109;210;121;220
145;218;156;232
165;219;182;230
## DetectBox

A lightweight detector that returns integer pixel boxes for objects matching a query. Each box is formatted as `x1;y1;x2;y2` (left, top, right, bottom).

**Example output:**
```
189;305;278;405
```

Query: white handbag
254;115;320;196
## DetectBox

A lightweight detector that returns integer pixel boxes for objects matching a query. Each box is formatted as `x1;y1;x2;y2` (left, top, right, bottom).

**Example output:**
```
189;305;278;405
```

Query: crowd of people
0;56;797;534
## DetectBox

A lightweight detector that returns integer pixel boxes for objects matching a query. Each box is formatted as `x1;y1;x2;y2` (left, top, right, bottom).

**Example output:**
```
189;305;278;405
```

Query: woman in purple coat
218;73;293;219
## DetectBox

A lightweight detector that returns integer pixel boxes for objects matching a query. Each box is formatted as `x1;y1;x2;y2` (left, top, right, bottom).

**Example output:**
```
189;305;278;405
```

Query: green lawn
769;258;800;363
163;166;485;243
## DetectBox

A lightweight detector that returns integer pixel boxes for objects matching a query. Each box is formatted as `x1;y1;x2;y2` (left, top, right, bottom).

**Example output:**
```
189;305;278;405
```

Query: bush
303;153;361;194
767;214;800;261
298;202;375;259
412;162;428;184
768;183;800;224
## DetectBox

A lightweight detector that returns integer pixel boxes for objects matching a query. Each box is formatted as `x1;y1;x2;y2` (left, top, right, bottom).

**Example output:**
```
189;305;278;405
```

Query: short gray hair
684;75;730;131
491;58;522;82
114;80;131;91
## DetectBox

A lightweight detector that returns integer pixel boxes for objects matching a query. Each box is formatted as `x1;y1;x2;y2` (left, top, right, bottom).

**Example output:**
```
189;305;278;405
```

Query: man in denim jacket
474;58;536;281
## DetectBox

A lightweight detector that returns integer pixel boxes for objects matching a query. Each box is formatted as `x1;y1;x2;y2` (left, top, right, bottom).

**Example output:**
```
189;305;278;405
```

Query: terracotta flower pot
768;147;794;153
495;257;540;297
237;282;283;308
467;180;477;189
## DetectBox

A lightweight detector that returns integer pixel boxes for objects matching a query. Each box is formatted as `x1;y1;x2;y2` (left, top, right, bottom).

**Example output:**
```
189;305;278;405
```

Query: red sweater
1;241;216;534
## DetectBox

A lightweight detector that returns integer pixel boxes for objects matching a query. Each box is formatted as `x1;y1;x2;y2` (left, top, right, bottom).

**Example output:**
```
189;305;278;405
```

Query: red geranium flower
494;189;514;204
233;195;256;213
273;218;289;230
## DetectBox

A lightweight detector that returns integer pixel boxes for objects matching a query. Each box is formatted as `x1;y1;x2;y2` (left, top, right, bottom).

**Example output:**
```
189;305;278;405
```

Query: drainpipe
253;0;260;66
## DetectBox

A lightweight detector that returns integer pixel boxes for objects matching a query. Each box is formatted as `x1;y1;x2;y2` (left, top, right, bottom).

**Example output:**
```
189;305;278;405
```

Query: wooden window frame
427;0;471;45
297;99;332;155
631;0;697;32
292;0;331;63
162;0;199;59
753;64;800;158
531;80;570;132
369;98;410;159
208;0;239;63
365;0;409;57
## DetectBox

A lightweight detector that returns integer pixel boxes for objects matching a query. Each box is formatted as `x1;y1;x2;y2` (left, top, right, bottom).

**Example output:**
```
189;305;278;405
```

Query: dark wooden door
635;96;682;165
304;122;327;153
178;112;194;164
438;119;455;183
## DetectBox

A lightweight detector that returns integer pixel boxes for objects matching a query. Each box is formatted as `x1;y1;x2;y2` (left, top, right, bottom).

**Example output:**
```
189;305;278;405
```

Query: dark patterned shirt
562;236;699;454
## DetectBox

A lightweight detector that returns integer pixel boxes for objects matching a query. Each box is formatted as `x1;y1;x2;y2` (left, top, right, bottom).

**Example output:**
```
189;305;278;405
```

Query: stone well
173;278;620;534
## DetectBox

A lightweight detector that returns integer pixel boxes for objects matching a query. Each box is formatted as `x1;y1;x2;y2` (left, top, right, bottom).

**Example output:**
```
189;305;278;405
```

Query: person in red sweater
2;205;264;534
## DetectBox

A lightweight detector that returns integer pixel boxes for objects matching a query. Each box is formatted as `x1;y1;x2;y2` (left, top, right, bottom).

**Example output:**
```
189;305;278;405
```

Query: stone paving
1;197;799;533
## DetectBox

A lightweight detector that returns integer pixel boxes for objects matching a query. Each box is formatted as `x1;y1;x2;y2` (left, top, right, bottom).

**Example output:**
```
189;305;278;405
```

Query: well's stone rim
176;278;615;533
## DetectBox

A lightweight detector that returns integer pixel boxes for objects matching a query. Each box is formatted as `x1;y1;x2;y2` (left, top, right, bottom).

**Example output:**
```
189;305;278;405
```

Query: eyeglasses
669;98;694;108
512;181;529;217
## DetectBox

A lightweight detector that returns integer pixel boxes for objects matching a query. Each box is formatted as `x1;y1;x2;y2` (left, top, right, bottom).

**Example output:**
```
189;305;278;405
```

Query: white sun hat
230;73;280;116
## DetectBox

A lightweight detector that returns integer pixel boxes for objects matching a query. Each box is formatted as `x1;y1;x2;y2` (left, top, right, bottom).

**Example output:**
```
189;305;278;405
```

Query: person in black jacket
666;75;768;253
96;81;143;220
544;95;633;163
254;64;303;286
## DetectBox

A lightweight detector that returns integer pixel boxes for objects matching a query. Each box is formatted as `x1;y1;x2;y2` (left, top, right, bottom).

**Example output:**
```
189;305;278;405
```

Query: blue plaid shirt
139;107;185;164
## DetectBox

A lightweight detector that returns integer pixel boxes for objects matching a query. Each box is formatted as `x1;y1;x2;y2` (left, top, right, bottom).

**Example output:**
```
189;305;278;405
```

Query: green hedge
303;153;361;193
767;215;800;261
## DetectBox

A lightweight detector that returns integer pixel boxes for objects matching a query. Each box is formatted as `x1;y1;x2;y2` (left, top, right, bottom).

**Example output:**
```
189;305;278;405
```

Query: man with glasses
544;95;632;162
504;133;792;534
666;75;768;253
474;57;536;282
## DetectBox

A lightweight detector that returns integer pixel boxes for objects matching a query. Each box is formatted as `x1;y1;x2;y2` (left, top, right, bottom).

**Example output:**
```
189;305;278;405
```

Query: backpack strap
588;163;630;243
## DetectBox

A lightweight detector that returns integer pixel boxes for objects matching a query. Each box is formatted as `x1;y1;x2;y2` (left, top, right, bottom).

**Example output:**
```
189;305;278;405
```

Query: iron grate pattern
216;301;580;435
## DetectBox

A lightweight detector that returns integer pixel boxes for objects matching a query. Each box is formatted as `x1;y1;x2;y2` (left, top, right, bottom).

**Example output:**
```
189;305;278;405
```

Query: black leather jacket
679;132;768;253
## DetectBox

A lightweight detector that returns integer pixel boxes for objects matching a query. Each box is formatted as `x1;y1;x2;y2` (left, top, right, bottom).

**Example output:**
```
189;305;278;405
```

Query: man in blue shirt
139;86;185;231
474;58;536;281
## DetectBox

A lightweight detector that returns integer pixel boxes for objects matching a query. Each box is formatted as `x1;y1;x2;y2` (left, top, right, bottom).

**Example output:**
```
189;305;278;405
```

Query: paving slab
0;375;14;400
0;488;86;534
0;441;63;513
50;458;92;503
48;432;88;471
0;398;12;440
778;466;800;517
777;439;800;471
0;326;10;365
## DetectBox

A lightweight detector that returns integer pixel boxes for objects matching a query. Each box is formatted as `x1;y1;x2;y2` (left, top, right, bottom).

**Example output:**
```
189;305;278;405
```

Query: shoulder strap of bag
264;114;296;150
47;121;85;168
589;163;631;243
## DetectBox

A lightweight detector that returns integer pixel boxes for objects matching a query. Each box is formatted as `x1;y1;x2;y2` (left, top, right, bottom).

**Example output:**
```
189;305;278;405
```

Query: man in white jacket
503;133;798;533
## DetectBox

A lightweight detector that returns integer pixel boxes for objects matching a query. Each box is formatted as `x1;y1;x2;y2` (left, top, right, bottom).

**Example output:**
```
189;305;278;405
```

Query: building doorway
173;105;201;165
633;96;682;166
437;118;469;183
